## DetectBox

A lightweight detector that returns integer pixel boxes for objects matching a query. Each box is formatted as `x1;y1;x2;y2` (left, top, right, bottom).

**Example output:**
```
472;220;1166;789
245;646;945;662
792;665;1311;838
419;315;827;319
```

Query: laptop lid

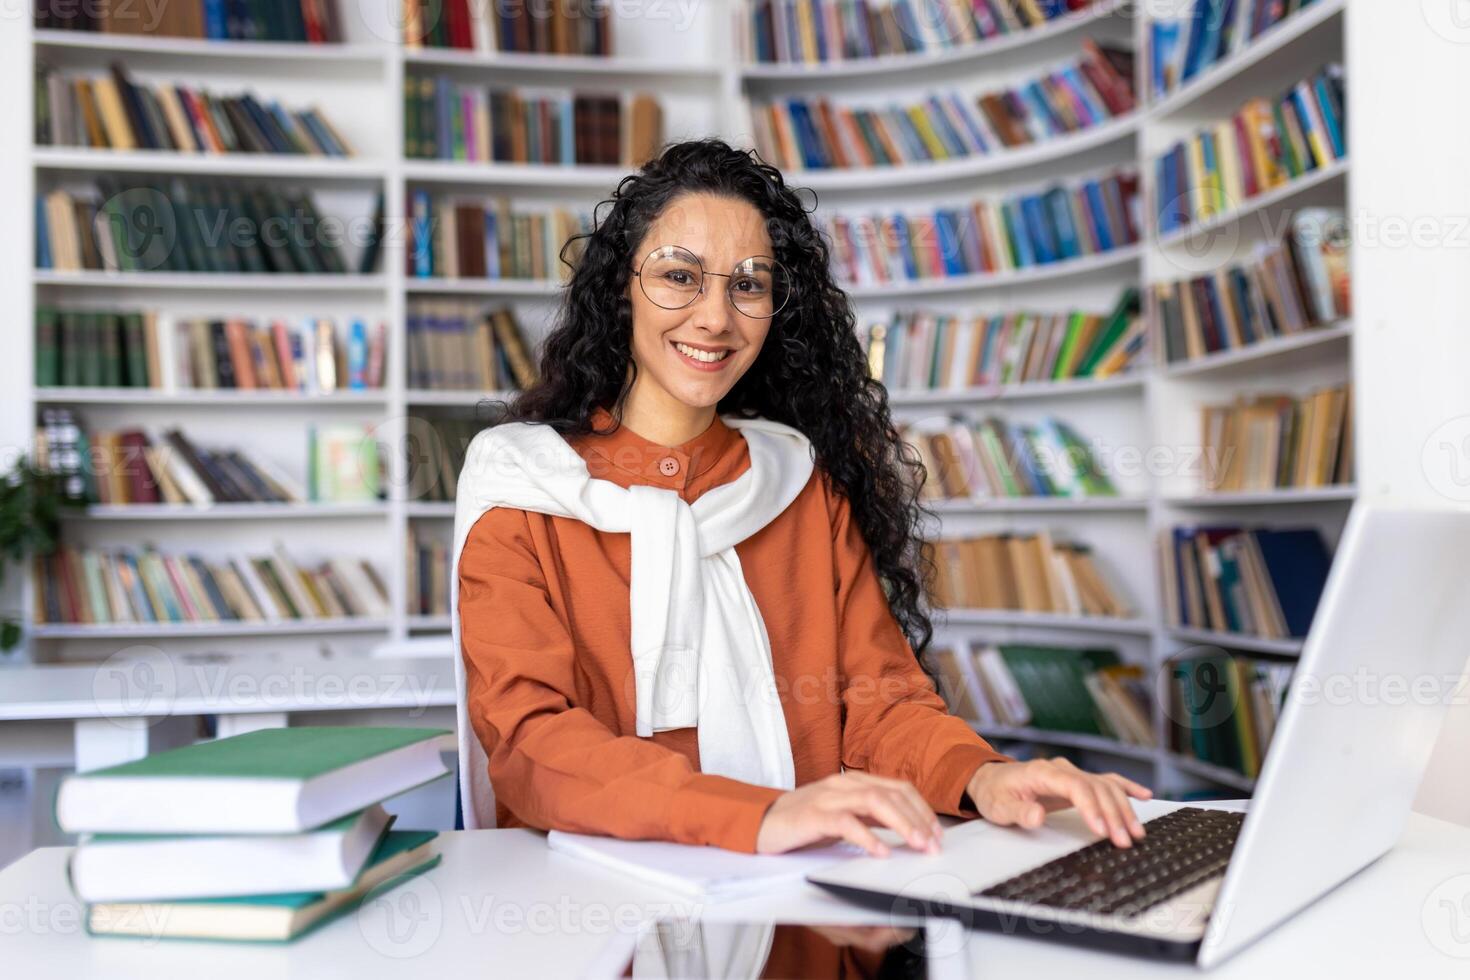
1199;503;1470;966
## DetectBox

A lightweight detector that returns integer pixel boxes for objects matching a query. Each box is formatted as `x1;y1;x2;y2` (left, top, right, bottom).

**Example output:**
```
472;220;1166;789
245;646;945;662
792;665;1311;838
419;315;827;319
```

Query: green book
1075;288;1140;378
35;306;59;387
120;312;149;388
55;727;450;836
84;829;440;943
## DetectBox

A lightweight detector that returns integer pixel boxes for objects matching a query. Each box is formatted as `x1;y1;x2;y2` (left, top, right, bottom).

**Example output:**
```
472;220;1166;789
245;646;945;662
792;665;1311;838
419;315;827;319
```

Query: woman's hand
755;772;942;857
966;758;1152;848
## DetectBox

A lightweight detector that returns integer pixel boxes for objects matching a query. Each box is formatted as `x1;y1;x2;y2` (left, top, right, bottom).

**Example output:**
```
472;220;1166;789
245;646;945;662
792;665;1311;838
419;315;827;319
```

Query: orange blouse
457;406;1008;852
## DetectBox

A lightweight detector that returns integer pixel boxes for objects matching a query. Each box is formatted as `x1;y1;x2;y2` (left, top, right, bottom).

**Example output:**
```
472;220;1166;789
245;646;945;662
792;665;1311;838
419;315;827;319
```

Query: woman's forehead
645;192;772;256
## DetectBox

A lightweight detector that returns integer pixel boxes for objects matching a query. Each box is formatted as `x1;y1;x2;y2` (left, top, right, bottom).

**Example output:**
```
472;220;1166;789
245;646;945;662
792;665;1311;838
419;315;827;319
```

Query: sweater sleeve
827;478;1013;816
457;507;784;852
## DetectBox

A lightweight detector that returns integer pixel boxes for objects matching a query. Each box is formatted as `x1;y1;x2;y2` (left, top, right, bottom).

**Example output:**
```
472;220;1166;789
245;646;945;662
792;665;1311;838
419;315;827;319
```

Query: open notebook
546;831;861;901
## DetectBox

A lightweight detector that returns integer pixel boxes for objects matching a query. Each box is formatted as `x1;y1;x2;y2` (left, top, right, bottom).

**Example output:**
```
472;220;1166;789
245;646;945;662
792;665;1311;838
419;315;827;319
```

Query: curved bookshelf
403;47;723;82
940;609;1153;636
887;374;1143;406
31;29;388;67
1166;627;1303;657
404;277;565;296
32;147;386;181
1162;486;1357;507
33;271;387;293
975;723;1157;763
401;160;626;190
1161;323;1351;380
842;244;1141;300
70;503;391;521
34;388;389;407
1154;159;1349;251
29;618;392;640
740;0;1129;82
789;113;1140;193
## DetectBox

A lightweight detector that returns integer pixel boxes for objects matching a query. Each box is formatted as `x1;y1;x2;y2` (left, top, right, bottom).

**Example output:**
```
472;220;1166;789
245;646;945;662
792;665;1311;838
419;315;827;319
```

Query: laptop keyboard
977;806;1245;918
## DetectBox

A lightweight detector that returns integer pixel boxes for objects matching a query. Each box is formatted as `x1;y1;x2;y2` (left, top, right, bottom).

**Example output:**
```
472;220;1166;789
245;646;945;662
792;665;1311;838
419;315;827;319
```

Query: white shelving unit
12;0;1360;798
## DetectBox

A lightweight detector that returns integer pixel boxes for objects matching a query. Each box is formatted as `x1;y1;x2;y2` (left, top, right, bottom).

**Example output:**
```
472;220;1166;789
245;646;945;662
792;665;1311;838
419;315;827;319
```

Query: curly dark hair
499;137;936;660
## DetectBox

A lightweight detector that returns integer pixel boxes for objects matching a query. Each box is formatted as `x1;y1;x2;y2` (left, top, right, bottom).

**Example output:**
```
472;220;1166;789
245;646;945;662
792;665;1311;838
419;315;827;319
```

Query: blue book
1314;74;1346;159
1045;188;1081;260
347;320;368;389
1253;528;1333;637
559;96;576;165
923;96;966;157
204;0;227;38
1180;0;1213;81
1061;67;1104;126
1150;21;1180;96
1001;201;1034;267
786;101;824;168
411;190;432;278
484;209;500;278
1290;87;1322;169
120;553;157;622
35;195;51;269
1084;181;1115;249
1228;269;1258;343
783;1;802;64
1020;81;1061;137
934;211;964;275
812;0;829;60
890;213;917;279
1020;195;1058;264
945;91;990;153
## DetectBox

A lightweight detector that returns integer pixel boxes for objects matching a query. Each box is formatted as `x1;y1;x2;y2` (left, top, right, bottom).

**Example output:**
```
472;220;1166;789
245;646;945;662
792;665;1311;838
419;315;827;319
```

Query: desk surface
4;803;1470;978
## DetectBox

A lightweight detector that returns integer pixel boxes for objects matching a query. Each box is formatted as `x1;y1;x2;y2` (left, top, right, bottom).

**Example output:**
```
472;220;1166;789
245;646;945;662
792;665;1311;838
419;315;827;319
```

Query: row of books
742;0;1101;65
822;170;1140;287
925;531;1131;618
1156;209;1350;363
36;410;381;505
865;288;1143;391
33;543;389;626
407;416;483;504
1155;64;1345;234
57;728;444;942
405;192;588;280
1161;524;1332;639
750;41;1134;170
407;526;449;616
932;642;1154;747
35;63;351;156
1149;0;1324;99
1168;652;1295;779
1200;384;1353;493
407;302;538;391
34;0;345;42
404;78;662;166
907;416;1118;500
35;309;387;392
36;180;368;276
402;0;613;54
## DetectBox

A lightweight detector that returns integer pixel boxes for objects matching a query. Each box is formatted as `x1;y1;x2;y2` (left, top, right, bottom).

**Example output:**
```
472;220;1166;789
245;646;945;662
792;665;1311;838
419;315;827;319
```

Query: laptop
808;503;1470;967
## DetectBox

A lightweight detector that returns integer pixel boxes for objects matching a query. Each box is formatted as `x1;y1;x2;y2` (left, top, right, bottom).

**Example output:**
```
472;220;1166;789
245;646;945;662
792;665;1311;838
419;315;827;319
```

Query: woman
451;138;1150;857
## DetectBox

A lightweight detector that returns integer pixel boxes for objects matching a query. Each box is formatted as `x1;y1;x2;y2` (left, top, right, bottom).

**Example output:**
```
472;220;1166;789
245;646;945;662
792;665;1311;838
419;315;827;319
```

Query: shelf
1167;753;1256;793
926;495;1148;514
33;147;386;181
740;0;1128;82
34;271;387;293
405;614;453;631
1146;0;1345;120
1166;627;1303;656
843;245;1142;300
940;609;1153;636
404;277;565;296
1154;159;1349;251
405;389;515;406
975;723;1158;763
402;160;627;190
1160;323;1351;380
1162;485;1357;507
789;113;1140;193
34;388;388;406
69;503;390;521
403;47;723;82
888;374;1144;406
29;618;391;640
406;502;457;519
32;29;389;67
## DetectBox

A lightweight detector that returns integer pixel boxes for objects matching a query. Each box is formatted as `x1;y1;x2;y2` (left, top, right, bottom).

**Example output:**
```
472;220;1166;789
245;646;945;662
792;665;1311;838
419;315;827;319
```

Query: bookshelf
8;0;1370;798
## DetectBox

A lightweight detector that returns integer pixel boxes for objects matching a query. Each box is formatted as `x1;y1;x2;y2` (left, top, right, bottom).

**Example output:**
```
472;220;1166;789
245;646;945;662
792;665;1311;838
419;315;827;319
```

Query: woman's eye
732;277;767;294
663;270;696;286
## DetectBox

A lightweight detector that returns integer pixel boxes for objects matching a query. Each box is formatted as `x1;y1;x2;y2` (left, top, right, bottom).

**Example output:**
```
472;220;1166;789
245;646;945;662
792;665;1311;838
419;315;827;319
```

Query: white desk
3;801;1469;978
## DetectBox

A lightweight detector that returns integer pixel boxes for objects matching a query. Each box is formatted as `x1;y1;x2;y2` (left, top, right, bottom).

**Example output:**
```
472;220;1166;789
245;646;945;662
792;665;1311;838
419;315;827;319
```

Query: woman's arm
458;507;783;852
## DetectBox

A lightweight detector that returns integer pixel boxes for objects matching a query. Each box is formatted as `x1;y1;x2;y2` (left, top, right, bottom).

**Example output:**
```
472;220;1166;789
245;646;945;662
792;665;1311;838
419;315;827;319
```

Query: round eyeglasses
633;245;792;320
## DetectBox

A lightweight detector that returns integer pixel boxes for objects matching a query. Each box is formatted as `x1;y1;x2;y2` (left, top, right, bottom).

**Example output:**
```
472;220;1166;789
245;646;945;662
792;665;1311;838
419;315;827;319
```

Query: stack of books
1199;384;1353;493
865;288;1143;390
56;727;447;942
35;309;388;392
406;302;538;391
406;526;450;617
405;416;484;504
1156;208;1350;363
37;178;352;276
1167;651;1295;779
823;169;1139;287
404;79;663;167
750;41;1134;169
1160;524;1333;639
906;416;1118;500
1149;0;1326;100
930;641;1154;747
35;63;352;156
1155;63;1345;234
401;0;613;54
404;193;589;280
34;0;345;42
33;542;390;626
925;531;1131;617
742;0;1103;65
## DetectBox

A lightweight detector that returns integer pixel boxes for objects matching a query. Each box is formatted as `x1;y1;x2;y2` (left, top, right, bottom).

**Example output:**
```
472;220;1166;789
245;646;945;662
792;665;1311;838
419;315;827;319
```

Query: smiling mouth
672;341;733;364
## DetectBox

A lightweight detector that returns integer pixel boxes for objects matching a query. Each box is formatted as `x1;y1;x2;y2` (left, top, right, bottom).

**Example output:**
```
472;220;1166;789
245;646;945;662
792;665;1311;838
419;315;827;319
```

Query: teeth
674;342;731;363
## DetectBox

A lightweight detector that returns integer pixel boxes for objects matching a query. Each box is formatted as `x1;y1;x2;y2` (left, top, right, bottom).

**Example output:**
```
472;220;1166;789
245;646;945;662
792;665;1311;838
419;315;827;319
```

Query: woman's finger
836;787;937;854
1102;771;1155;800
831;811;889;857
